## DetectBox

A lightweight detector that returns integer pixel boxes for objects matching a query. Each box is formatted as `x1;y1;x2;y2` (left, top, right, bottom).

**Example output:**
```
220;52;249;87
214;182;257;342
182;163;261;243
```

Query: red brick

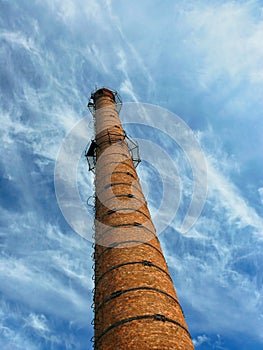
90;88;194;350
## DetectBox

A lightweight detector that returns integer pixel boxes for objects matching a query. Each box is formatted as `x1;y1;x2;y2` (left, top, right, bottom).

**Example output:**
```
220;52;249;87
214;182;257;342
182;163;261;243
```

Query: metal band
97;181;142;197
96;314;191;343
94;240;163;264
96;133;126;147
96;134;126;147
95;286;183;315
95;261;172;285
97;207;151;222
95;222;156;243
96;170;138;184
96;193;145;210
95;160;135;174
95;128;124;139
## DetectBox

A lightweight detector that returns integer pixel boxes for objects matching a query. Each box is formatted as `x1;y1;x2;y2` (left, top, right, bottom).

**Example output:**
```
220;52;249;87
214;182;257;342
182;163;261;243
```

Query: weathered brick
90;88;194;350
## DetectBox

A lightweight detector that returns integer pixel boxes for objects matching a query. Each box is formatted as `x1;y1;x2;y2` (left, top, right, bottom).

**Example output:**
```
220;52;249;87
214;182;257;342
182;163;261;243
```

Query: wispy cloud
1;0;262;348
24;313;50;334
158;124;263;341
178;1;263;86
106;0;155;94
193;334;210;347
1;31;38;53
207;155;263;234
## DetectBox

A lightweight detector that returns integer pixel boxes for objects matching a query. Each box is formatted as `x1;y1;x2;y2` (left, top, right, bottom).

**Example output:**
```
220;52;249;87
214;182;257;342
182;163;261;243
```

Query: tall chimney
86;87;194;349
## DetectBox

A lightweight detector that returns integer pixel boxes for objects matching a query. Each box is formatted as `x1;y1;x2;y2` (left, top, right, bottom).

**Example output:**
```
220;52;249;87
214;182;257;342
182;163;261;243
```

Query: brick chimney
86;87;194;349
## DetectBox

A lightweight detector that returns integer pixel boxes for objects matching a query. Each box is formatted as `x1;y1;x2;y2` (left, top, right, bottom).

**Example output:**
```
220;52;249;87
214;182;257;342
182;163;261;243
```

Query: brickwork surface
92;88;194;349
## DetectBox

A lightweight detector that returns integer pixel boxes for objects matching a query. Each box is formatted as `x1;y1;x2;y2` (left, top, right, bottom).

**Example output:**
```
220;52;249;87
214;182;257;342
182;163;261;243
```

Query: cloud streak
1;0;263;349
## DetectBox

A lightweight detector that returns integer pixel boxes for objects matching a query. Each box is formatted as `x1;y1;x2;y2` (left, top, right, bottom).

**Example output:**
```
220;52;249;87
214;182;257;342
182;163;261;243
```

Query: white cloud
1;0;262;348
42;0;104;24
106;0;154;89
207;156;263;234
40;0;76;21
175;1;263;87
0;216;93;325
159;127;263;340
24;314;49;334
88;44;111;74
1;31;38;53
193;334;210;347
163;227;263;338
120;78;138;102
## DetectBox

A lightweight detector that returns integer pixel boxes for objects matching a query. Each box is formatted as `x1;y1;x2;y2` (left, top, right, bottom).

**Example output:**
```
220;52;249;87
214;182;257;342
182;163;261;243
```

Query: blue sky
1;0;263;349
